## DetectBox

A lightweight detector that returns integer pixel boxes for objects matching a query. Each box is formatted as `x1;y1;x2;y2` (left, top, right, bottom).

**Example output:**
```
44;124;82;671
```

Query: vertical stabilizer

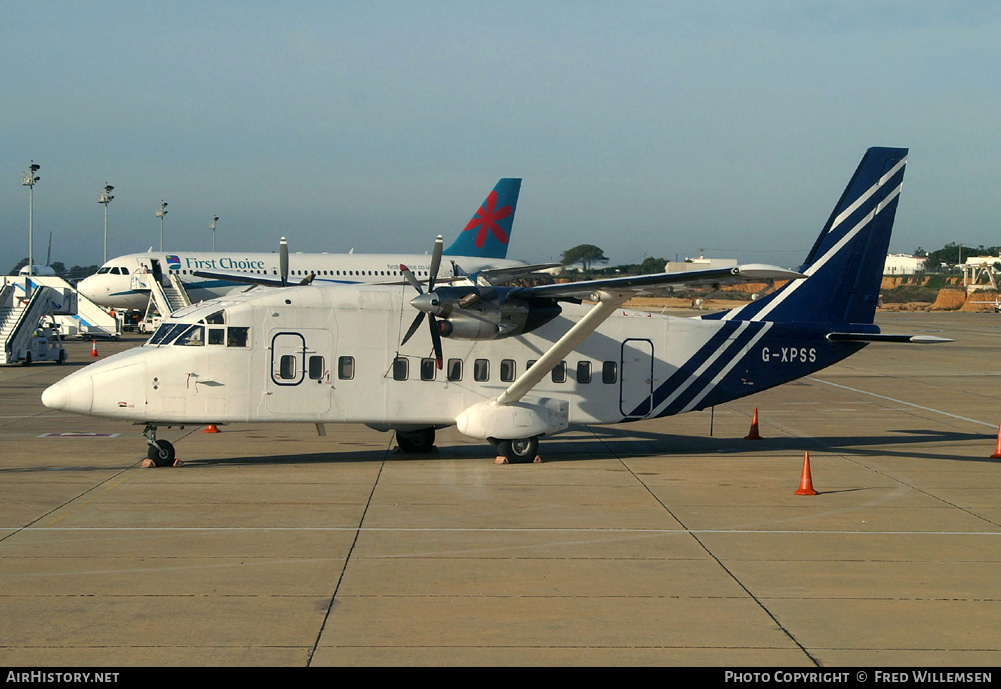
444;178;522;259
714;147;908;325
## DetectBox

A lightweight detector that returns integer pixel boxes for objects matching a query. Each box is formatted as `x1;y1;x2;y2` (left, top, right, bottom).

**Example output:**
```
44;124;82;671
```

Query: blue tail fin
443;178;522;259
712;147;908;326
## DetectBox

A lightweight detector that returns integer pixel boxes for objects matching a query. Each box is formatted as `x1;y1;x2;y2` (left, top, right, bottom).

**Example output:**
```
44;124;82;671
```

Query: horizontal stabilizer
826;333;953;344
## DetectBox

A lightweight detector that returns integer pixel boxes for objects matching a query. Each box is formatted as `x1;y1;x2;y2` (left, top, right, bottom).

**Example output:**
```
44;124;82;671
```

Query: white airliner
43;149;947;466
77;179;527;310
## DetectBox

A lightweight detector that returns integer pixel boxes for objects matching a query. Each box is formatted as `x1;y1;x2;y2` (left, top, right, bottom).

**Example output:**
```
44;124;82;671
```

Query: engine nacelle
455;397;570;440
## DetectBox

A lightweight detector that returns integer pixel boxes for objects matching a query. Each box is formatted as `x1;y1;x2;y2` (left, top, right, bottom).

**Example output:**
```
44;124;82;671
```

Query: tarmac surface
1;311;1000;667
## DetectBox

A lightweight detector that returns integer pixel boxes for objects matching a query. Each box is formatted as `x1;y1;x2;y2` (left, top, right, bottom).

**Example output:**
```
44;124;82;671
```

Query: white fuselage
41;284;853;437
76;250;525;310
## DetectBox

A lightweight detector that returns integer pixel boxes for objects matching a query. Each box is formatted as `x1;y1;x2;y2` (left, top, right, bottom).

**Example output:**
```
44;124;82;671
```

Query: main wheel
395;428;436;453
496;436;539;464
147;440;176;467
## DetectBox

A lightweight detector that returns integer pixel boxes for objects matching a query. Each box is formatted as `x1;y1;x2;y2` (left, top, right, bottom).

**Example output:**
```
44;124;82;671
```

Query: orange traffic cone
991;425;1001;459
795;451;818;495
744;407;761;440
203;424;220;434
90;339;99;357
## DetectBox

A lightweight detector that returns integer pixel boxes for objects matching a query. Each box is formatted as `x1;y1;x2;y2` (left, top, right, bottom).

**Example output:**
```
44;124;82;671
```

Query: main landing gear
395;427;436;454
142;423;177;467
491;436;540;464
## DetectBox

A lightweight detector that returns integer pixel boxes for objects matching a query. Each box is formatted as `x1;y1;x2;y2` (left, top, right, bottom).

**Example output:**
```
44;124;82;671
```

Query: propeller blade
400;264;423;293
428;314;444;369
401;311;425;346
279;237;289;287
428;235;443;291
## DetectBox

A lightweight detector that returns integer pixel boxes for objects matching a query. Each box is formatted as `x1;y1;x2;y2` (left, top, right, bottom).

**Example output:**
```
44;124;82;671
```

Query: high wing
451;261;564;286
494;264;802;405
508;263;802;301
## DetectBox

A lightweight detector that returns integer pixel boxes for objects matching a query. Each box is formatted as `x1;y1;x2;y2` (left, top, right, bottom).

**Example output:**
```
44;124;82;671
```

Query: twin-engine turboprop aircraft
43;148;946;465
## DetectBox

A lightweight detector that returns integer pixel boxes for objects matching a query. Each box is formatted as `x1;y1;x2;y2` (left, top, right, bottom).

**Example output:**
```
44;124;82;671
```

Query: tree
9;258;29;275
560;244;609;271
640;256;668;274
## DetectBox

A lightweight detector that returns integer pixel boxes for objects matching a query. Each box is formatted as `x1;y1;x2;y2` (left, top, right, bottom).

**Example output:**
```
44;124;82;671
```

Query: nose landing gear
142;423;178;467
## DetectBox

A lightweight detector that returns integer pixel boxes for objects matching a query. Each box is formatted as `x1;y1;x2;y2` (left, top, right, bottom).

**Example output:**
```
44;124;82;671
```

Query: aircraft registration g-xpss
76;178;527;310
44;148;948;465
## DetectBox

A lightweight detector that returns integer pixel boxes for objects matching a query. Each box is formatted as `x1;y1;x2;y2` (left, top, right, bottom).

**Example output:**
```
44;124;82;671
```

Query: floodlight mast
21;161;40;279
99;184;115;264
156;200;168;251
211;215;219;252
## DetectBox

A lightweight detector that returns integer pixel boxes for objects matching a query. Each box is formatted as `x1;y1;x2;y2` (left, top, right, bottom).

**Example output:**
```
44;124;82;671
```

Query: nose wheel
143;424;177;467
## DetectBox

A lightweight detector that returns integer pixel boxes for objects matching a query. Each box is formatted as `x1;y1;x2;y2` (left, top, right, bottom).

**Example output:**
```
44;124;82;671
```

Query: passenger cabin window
500;359;516;382
576;361;592;384
551;361;567;383
279;355;297;380
308;356;325;380
338;356;355;380
420;358;436;381
447;358;462;381
393;357;409;381
602;361;618;384
474;359;490;382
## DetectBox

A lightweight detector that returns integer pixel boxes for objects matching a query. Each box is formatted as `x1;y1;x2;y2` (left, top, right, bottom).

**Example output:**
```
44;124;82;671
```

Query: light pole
156;200;168;251
211;216;219;252
99;184;114;264
21;161;40;277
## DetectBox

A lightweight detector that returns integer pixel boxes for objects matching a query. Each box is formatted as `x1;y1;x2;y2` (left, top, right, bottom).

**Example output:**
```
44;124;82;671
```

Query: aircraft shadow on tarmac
179;425;997;467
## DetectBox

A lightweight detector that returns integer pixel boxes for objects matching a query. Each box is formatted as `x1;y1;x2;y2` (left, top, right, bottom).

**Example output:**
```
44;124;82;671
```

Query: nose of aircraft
41;374;93;413
76;275;100;302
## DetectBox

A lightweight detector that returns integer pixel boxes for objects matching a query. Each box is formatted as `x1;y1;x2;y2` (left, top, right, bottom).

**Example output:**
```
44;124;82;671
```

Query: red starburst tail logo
463;191;512;248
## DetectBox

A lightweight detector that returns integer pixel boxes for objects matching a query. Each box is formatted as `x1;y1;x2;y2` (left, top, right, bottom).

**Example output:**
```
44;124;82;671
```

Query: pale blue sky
2;1;999;270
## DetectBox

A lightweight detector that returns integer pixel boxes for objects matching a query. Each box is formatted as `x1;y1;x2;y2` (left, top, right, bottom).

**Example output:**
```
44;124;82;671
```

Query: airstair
0;282;66;365
137;272;192;332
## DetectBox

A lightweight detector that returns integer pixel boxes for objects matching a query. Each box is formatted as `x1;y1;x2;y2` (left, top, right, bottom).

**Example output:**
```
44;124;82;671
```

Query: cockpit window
205;310;225;325
97;267;111;274
227;327;249;347
148;323;187;346
174;325;205;346
110;267;122;275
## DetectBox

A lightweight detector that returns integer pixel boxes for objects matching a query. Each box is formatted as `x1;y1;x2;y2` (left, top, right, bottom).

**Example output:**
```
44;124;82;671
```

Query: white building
665;253;738;273
883;253;926;275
